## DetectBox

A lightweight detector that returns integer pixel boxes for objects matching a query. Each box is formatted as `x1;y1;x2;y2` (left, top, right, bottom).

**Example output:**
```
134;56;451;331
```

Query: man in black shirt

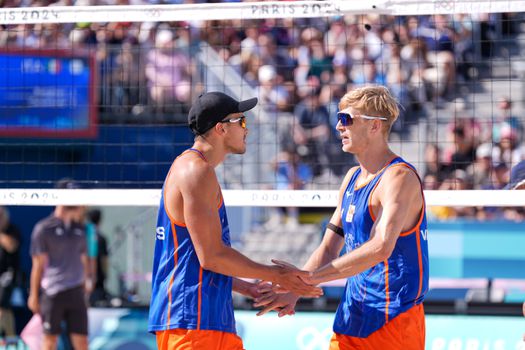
28;179;93;350
0;206;20;338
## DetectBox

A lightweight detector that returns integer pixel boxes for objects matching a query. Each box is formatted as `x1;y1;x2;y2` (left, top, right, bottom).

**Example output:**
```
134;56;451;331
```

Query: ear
370;119;382;133
214;123;226;135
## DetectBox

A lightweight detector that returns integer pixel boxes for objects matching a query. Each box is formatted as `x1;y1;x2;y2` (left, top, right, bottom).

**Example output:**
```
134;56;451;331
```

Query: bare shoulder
170;155;217;192
382;164;420;186
378;164;422;199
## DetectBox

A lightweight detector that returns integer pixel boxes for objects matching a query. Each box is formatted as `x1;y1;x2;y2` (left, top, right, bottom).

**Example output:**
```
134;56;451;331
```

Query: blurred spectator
492;96;523;143
492;125;524;169
0;207;21;340
466;142;494;189
505;159;525;190
351;59;386;86
476;163;509;219
28;179;92;350
431;169;476;219
423;173;440;191
423;143;449;182
416;15;457;101
145;28;191;116
502;160;525;221
87;209;110;306
267;146;312;229
258;64;290;112
443;121;477;170
290;81;331;177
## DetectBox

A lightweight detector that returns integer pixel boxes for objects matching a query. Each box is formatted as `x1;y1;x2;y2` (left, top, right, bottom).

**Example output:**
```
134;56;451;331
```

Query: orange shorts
156;329;245;350
329;304;425;350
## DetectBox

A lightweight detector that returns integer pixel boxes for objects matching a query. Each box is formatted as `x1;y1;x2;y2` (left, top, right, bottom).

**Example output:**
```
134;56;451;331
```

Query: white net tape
0;0;523;25
0;188;523;207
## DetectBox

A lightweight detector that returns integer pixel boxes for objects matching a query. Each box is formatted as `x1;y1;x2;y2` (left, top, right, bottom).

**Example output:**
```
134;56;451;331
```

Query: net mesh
0;1;523;209
1;1;524;309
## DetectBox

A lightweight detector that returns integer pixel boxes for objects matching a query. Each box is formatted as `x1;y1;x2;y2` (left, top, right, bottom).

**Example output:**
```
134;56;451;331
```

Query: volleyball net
0;0;524;308
0;0;523;209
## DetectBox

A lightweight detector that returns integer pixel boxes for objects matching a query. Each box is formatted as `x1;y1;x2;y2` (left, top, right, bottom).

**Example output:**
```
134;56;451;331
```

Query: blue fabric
333;157;429;337
148;187;235;334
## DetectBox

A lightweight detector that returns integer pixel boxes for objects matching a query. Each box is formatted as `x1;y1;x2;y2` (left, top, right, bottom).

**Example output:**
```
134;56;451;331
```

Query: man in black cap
148;92;322;349
28;178;92;350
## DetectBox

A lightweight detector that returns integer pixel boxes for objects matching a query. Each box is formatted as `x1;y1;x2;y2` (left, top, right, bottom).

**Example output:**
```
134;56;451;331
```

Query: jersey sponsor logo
421;229;428;241
345;205;355;223
156;226;165;240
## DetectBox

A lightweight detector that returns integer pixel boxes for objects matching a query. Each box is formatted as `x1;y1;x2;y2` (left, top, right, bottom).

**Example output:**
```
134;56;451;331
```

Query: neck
54;207;74;225
356;143;396;176
191;137;226;168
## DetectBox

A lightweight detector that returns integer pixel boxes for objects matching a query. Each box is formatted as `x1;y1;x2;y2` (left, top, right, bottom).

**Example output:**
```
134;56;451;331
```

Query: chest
45;226;85;254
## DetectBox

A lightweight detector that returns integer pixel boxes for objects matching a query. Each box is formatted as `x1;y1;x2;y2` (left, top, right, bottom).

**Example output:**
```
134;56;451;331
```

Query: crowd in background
0;1;524;220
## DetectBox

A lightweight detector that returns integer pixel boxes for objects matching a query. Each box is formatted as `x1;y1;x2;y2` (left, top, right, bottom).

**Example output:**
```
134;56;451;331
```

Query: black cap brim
238;97;258;113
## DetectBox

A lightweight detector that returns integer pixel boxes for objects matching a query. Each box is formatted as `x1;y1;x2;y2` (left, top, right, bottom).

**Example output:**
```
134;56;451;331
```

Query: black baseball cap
188;92;258;135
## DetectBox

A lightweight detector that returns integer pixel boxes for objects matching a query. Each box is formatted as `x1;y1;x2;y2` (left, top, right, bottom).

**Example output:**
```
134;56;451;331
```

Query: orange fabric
156;329;244;350
329;304;425;350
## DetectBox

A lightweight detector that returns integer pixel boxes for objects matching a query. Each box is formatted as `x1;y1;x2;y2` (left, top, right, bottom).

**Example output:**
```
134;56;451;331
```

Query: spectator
433;169;476;219
492;125;524;169
87;209;110;307
503;160;525;221
268;146;312;229
28;179;93;350
492;96;523;143
423;143;449;182
291;82;331;177
258;64;290;113
0;207;21;340
443;123;477;170
145;28;191;115
467;142;494;189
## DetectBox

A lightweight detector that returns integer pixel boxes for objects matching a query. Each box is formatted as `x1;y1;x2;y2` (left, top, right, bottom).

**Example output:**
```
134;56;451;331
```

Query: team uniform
331;157;429;349
148;149;243;350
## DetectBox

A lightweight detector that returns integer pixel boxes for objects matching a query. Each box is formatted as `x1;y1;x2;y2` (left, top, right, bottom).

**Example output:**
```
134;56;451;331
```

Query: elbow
374;241;394;262
197;251;222;272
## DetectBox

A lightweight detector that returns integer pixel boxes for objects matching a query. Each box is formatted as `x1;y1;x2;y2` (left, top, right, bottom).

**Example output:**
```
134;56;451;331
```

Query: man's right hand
255;292;299;317
271;260;323;298
28;294;39;314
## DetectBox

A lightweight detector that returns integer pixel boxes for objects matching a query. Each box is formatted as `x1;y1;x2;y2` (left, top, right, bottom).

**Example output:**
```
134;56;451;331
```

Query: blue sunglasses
337;112;388;126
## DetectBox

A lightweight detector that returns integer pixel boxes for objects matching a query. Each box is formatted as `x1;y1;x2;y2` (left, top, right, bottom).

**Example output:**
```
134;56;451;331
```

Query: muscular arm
172;159;320;296
309;166;422;284
300;167;360;272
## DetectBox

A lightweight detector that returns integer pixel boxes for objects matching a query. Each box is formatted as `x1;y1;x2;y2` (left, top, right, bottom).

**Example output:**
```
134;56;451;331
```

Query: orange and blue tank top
333;157;429;337
148;149;236;334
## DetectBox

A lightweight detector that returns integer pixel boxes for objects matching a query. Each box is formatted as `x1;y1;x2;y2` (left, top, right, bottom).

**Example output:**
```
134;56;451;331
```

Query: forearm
232;278;254;297
310;240;387;284
29;265;43;298
302;244;341;272
201;246;277;282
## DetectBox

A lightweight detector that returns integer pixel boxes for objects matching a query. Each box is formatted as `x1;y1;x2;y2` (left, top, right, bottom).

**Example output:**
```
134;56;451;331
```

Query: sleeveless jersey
148;149;235;334
333;157;429;337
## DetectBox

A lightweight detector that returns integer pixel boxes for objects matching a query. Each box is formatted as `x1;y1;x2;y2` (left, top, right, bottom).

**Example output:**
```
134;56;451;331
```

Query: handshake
246;259;323;318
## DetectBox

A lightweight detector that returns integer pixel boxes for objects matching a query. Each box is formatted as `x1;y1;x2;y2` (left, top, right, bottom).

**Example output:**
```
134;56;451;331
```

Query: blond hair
338;85;400;134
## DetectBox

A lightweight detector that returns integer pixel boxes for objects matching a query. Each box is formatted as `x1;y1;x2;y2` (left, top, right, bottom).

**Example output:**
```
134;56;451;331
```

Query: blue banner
0;50;96;138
